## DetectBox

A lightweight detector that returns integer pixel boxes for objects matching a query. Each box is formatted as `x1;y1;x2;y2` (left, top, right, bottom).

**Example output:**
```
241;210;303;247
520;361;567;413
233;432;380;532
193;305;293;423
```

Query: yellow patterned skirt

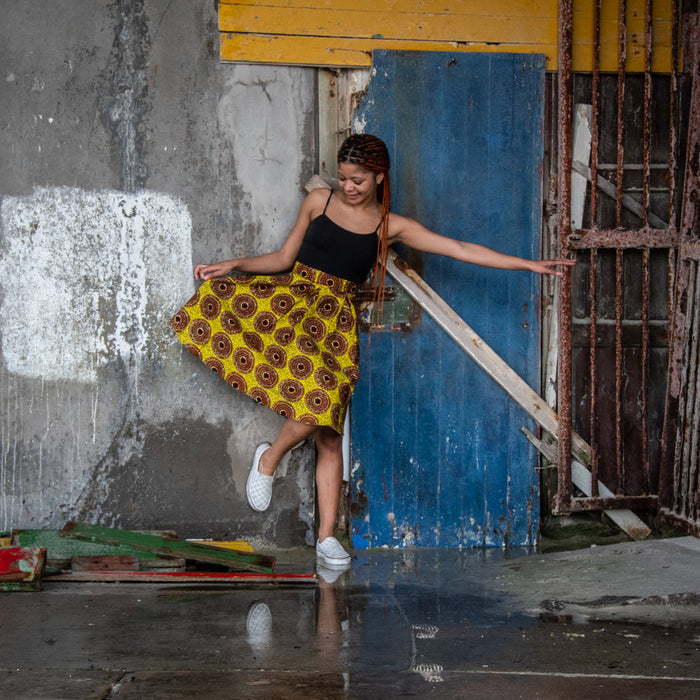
169;262;361;434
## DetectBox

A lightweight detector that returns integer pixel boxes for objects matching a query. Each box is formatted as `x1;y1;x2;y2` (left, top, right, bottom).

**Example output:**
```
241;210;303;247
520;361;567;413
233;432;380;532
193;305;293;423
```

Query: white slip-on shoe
316;536;351;569
246;443;273;512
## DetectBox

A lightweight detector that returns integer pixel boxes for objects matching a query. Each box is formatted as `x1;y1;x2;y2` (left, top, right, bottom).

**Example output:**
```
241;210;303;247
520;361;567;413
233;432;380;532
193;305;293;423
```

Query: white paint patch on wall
218;65;311;246
0;187;194;383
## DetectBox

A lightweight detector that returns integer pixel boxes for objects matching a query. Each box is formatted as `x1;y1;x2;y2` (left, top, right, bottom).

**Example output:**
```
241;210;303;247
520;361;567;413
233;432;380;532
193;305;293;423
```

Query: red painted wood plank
0;547;46;591
44;570;316;584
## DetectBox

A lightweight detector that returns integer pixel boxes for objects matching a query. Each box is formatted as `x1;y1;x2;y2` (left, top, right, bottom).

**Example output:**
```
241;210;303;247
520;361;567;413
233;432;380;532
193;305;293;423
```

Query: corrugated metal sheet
350;50;545;548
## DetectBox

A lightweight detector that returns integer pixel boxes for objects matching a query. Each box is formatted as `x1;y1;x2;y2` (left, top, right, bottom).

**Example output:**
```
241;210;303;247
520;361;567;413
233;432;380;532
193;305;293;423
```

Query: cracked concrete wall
0;0;318;545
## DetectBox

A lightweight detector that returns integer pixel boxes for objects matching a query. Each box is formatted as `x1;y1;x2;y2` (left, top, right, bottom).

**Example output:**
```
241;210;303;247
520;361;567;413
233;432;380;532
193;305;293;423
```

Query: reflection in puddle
231;547;700;691
6;546;699;697
246;601;272;650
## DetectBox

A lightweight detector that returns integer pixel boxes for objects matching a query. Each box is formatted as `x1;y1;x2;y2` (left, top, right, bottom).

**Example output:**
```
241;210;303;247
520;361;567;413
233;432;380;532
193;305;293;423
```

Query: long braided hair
337;134;391;323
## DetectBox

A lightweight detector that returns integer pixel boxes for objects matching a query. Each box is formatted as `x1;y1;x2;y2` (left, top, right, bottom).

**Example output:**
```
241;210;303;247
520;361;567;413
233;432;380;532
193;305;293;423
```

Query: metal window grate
553;0;697;526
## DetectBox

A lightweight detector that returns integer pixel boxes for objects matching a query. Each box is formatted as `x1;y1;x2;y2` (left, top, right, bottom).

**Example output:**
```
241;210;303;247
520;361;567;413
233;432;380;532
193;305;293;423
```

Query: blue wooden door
350;50;546;548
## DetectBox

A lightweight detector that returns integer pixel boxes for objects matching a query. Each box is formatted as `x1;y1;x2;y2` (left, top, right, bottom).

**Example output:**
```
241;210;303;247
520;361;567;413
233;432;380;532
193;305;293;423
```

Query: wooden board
186;539;253;552
219;0;677;72
44;571;315;585
13;529;185;569
220;33;557;69
221;3;554;43
60;522;275;573
71;555;139;572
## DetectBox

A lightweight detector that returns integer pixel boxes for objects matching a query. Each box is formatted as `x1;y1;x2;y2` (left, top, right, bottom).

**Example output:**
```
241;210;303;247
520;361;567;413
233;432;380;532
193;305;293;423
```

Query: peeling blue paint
351;51;545;548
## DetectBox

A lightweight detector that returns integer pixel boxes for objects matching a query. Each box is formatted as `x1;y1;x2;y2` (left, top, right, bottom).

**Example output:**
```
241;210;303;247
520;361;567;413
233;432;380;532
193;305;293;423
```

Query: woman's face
337;162;384;205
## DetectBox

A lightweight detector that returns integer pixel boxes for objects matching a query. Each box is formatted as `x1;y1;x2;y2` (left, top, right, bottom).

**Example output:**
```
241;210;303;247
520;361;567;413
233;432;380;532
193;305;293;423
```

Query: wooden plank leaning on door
385;249;651;541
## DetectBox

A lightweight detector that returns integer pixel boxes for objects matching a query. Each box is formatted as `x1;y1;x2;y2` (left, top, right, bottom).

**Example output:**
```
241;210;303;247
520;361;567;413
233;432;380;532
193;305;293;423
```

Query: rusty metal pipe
590;249;599;497
589;0;602;497
614;0;627;493
616;248;624;493
642;0;653;230
659;245;678;505
685;264;700;520
568;228;678;248
557;0;574;512
640;0;653;494
668;0;680;230
590;0;601;226
679;265;700;516
642;247;650;493
616;0;627;229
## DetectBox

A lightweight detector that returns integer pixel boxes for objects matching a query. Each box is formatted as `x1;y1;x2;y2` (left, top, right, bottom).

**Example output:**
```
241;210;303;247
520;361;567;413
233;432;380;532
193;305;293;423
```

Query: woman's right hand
191;190;324;283
194;260;236;281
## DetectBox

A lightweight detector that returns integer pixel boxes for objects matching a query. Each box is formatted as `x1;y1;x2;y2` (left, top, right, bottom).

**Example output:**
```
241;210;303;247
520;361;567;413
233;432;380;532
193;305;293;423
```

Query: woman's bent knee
315;427;342;453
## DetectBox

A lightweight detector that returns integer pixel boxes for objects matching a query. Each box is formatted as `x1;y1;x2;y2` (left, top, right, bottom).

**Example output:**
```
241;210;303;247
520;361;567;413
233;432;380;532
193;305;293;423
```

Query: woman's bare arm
388;214;574;276
194;189;328;281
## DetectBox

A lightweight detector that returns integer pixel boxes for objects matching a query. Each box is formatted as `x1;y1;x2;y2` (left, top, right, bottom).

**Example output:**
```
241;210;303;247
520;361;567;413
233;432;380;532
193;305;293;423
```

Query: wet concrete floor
2;538;700;698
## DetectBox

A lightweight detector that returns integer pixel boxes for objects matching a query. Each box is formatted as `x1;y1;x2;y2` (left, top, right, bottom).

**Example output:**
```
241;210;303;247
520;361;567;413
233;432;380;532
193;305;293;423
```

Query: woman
170;134;573;570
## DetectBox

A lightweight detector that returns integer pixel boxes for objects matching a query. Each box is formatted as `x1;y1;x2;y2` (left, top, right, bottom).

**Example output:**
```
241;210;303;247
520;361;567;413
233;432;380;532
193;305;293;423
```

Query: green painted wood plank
14;529;171;563
60;522;275;573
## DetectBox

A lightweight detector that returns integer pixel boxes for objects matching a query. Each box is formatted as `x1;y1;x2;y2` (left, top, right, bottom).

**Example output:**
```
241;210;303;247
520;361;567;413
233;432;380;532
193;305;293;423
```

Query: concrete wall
0;0;319;546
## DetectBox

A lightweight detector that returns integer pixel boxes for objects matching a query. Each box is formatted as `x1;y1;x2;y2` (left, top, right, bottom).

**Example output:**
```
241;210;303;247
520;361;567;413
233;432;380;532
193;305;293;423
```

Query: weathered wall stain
217;65;317;254
101;0;151;192
0;187;193;383
0;0;317;542
0;186;193;531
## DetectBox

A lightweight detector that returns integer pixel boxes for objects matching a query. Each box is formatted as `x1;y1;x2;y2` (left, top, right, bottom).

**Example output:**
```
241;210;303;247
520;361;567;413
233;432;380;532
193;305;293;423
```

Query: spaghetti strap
322;189;334;214
322;186;381;233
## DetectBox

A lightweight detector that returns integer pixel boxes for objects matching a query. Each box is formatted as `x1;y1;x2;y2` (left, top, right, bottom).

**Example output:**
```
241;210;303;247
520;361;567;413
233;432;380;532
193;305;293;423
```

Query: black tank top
295;190;380;283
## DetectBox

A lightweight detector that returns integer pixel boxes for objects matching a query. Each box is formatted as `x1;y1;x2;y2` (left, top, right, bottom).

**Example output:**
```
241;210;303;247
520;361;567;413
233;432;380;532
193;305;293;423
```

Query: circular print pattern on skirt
169;262;360;434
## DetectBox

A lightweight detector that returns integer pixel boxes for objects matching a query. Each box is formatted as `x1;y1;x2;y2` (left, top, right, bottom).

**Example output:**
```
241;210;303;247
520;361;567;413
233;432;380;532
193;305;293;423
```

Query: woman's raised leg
258;418;316;476
247;418;315;512
248;419;351;568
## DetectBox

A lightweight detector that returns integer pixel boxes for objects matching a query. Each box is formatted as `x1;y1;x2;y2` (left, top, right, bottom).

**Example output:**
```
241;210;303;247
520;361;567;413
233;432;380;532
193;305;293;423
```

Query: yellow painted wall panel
220;0;556;16
220;0;677;72
222;5;555;44
572;43;674;73
220;32;554;68
572;0;676;71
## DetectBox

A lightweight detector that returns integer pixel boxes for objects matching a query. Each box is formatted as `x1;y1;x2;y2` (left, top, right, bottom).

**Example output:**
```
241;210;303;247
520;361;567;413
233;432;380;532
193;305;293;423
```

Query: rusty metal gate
553;0;698;531
659;18;700;536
